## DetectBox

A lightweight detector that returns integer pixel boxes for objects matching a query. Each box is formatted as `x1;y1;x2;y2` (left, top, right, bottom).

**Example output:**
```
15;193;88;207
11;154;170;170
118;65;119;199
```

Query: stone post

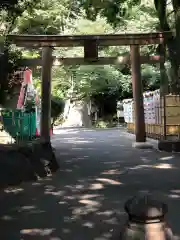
130;45;146;143
119;194;173;239
40;47;53;143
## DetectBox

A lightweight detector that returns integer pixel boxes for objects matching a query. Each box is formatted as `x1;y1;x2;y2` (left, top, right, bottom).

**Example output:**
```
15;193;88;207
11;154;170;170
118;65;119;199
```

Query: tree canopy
0;0;179;116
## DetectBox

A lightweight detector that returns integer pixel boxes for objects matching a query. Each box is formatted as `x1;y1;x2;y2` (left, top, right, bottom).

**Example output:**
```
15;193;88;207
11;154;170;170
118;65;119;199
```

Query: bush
94;119;117;128
51;97;65;127
0;45;23;104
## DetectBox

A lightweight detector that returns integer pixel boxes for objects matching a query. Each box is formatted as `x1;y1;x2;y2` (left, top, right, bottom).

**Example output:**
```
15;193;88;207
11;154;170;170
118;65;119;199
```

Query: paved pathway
1;128;180;239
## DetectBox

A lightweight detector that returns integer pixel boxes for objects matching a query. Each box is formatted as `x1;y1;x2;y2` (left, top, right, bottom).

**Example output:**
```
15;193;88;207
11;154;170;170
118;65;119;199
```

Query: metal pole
130;45;146;142
40;47;53;143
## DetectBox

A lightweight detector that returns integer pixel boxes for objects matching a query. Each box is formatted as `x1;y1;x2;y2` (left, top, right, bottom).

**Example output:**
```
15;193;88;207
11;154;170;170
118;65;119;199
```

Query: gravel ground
0;127;180;239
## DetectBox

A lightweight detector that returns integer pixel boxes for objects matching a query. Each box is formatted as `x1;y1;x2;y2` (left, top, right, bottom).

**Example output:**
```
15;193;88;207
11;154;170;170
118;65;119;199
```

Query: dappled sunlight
58;201;68;205
168;194;180;199
127;162;176;171
159;156;174;161
129;165;152;170
44;185;56;191
1;215;14;221
64;195;77;200
168;190;180;199
32;182;43;186
103;161;121;165
89;183;104;190
82;221;95;228
19;205;36;211
65;156;90;163
53;128;80;135
62;168;73;172
64;184;80;191
94;233;112;240
79;199;101;207
96;210;114;217
96;178;122;185
72;205;99;217
38;177;52;182
74;184;85;190
101;169;122;175
79;194;101;200
153;163;174;169
20;228;55;236
2;129;180;239
52;135;95;145
64;138;94;144
140;157;151;163
44;190;65;197
71;147;84;151
4;187;24;194
103;217;118;225
171;190;180;194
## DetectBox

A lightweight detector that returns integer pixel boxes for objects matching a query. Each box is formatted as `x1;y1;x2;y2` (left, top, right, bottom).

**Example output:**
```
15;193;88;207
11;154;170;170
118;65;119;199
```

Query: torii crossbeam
8;32;172;144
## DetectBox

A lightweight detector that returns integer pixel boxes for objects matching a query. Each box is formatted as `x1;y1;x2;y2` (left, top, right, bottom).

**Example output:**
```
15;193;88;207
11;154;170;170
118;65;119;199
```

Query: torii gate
8;32;171;145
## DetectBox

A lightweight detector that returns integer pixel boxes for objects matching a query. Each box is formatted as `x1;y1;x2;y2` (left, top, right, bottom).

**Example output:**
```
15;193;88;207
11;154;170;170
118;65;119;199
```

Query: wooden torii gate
8;32;171;144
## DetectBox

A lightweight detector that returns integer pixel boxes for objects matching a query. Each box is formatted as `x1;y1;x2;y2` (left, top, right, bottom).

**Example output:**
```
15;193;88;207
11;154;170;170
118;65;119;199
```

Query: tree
77;0;180;93
76;0;141;26
0;0;38;104
51;96;65;127
0;0;162;119
15;0;82;34
154;0;180;93
35;8;161;118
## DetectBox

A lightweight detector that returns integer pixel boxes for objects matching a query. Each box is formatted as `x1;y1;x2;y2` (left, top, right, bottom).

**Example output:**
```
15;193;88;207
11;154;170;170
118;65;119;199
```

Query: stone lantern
119;194;174;239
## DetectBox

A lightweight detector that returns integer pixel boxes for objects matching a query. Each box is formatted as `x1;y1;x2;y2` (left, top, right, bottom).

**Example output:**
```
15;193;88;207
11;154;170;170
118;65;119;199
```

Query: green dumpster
1;109;36;141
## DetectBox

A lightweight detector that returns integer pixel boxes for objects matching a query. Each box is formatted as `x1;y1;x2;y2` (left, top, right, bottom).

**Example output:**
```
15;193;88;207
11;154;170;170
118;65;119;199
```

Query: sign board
117;101;124;118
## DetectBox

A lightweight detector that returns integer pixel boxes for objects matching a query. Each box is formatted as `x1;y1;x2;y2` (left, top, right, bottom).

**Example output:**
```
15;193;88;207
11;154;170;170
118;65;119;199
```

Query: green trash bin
1;109;36;141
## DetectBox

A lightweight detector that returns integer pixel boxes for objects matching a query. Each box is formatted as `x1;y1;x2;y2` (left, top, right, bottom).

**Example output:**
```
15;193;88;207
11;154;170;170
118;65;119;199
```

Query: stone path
0;128;180;239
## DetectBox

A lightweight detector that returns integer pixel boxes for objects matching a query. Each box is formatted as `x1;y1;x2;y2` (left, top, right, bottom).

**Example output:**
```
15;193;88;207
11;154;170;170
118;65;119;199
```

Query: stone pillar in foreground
119;194;173;239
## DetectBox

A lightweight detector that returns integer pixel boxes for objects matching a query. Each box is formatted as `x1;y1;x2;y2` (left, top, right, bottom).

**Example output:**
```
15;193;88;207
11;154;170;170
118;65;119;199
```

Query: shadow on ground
0;128;180;239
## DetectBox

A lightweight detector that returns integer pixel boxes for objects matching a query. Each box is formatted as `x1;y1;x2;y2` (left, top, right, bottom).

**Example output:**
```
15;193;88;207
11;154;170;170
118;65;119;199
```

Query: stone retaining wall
0;141;59;189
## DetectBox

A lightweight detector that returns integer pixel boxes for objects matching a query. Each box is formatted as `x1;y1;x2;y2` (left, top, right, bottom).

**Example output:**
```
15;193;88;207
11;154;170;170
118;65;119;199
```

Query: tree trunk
171;0;180;93
154;0;180;94
159;44;169;95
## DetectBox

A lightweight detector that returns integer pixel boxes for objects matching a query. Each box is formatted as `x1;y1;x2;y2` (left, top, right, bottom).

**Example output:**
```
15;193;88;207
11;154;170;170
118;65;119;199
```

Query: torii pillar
40;47;53;143
130;45;152;148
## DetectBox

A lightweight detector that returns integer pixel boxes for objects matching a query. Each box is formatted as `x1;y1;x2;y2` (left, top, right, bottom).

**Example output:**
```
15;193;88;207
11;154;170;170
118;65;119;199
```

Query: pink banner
17;69;32;109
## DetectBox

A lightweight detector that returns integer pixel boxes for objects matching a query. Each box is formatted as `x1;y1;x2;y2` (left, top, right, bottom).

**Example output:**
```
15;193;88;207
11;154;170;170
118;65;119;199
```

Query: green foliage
77;0;180;93
77;0;141;27
15;0;80;34
94;118;118;128
51;96;65;126
24;98;36;112
0;0;166;114
0;0;38;104
94;120;111;129
0;44;23;103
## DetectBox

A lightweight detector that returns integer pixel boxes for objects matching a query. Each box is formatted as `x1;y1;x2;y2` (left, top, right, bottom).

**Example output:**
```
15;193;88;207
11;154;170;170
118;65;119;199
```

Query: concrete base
158;140;180;153
132;142;154;149
22;140;59;175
